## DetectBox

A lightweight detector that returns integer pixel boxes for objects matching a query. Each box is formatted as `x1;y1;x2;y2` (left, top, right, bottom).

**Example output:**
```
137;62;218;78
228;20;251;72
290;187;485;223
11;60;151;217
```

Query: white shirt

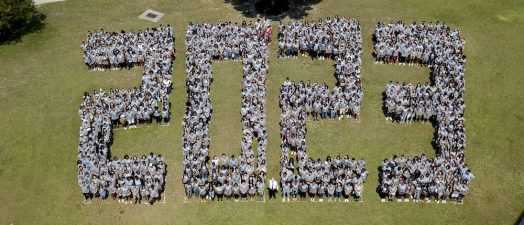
269;179;278;191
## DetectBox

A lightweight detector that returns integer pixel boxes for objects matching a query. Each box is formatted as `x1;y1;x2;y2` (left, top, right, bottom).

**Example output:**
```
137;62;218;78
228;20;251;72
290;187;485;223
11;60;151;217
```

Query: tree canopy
0;0;45;44
225;0;321;19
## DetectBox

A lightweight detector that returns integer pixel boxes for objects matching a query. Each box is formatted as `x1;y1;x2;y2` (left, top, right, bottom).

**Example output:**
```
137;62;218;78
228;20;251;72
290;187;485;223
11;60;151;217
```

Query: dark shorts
83;193;91;199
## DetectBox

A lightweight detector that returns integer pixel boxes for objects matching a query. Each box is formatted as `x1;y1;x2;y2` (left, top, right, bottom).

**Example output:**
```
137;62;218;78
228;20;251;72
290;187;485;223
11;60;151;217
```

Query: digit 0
182;21;271;202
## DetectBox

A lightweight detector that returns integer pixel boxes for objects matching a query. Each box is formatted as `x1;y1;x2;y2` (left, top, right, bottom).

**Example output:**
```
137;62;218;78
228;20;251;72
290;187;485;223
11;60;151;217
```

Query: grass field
0;0;523;224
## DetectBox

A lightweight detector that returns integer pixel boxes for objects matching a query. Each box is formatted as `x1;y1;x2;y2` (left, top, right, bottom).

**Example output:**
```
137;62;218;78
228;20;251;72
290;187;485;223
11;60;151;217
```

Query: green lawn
0;0;523;224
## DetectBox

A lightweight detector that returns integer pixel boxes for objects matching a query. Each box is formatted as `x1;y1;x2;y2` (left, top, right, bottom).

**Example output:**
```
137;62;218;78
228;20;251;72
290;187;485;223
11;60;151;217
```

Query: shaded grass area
0;0;523;224
0;0;47;44
224;0;322;19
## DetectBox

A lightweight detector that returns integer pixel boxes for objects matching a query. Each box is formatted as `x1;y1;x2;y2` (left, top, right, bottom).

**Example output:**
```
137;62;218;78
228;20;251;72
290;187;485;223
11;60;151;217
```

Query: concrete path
34;0;65;5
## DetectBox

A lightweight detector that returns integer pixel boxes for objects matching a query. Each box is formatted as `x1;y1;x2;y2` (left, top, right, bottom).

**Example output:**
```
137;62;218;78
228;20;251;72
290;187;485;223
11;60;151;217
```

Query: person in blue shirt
81;182;91;204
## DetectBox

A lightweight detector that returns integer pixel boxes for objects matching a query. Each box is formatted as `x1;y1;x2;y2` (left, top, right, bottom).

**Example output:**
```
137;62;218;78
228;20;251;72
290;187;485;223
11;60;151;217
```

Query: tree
254;0;289;16
225;0;321;19
0;0;46;44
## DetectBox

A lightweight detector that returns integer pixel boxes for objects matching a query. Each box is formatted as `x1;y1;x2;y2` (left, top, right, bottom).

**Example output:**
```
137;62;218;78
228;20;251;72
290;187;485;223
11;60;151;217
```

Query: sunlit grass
0;0;523;224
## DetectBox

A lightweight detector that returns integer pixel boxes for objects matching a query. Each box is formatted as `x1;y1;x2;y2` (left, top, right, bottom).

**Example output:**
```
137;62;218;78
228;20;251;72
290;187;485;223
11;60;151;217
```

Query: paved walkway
34;0;65;5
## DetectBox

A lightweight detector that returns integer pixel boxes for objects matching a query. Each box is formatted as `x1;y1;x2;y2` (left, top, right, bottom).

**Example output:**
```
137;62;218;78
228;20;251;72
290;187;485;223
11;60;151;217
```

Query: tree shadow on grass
514;210;524;225
0;11;46;45
225;0;322;20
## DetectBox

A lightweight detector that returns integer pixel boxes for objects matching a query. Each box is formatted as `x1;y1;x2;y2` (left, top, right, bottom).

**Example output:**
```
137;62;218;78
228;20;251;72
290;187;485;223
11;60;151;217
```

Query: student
184;178;192;199
309;182;317;202
327;183;335;202
317;183;325;202
240;182;249;202
299;182;308;201
282;182;291;202
99;186;108;202
224;182;232;202
398;180;407;202
89;181;99;202
291;180;299;201
257;179;265;201
354;181;364;202
194;183;205;202
149;186;159;205
131;184;140;204
81;182;92;204
208;184;215;201
233;183;240;202
215;183;224;202
248;182;256;201
335;182;343;202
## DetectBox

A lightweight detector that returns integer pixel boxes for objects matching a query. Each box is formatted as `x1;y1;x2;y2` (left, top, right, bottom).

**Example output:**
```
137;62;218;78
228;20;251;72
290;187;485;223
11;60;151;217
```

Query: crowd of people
277;17;363;120
278;18;366;202
376;21;466;157
280;155;367;202
182;20;271;202
74;19;473;204
77;25;174;204
385;82;436;124
378;154;473;204
374;21;470;202
81;25;175;71
277;17;362;61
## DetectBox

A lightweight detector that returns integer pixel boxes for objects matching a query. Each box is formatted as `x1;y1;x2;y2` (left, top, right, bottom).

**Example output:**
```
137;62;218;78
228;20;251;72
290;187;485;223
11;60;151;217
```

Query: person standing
268;178;278;199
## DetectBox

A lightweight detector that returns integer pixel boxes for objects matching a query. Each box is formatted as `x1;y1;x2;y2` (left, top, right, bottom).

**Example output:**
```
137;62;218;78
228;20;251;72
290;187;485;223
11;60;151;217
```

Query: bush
0;0;46;44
